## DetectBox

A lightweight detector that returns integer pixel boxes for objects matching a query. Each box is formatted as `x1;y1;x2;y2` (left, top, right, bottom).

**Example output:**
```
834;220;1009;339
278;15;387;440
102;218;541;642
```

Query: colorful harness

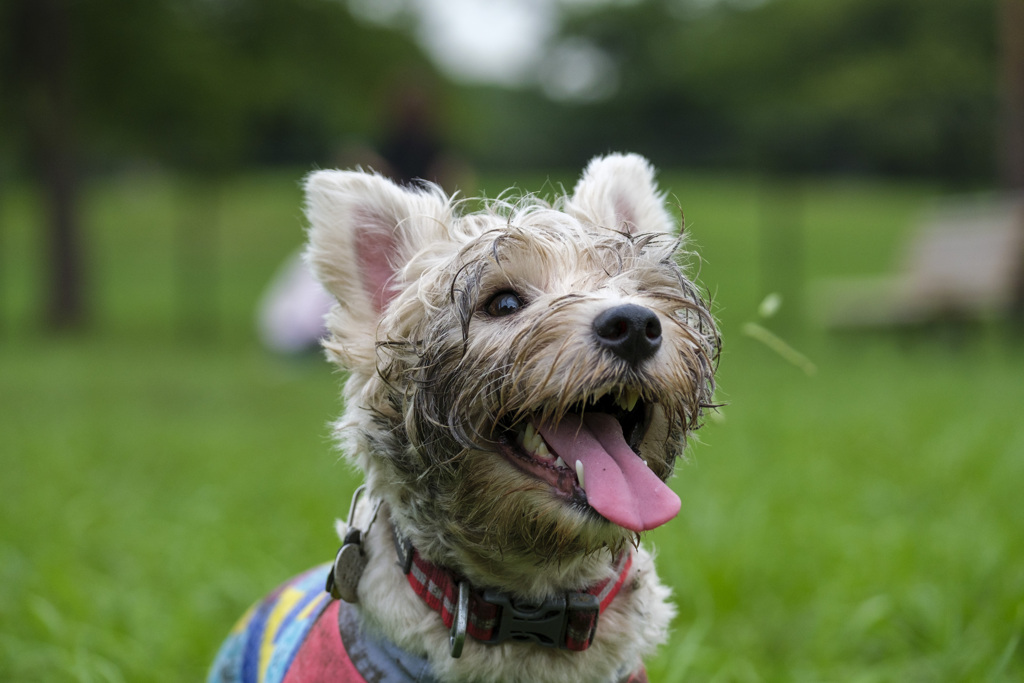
209;561;649;683
208;563;445;683
208;490;648;682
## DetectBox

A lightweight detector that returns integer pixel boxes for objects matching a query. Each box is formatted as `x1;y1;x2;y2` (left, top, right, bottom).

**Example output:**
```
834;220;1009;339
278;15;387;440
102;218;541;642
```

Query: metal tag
327;485;382;604
332;542;367;604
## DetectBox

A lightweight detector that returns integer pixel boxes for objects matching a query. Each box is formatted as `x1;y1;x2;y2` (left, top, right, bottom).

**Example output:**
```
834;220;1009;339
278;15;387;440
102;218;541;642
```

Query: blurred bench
816;193;1024;328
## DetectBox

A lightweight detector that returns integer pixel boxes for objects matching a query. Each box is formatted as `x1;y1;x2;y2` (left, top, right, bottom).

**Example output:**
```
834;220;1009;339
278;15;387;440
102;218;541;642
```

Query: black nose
592;304;662;365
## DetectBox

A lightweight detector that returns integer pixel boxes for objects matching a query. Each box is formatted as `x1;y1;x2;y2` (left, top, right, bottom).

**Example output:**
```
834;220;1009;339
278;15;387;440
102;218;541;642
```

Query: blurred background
2;0;1023;680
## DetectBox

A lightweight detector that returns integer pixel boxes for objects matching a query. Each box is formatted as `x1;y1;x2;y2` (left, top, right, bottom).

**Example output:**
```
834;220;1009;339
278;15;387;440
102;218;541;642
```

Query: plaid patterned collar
392;526;633;658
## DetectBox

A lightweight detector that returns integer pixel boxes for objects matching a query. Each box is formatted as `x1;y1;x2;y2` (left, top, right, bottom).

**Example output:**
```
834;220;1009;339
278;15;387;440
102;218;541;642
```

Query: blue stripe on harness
208;564;332;683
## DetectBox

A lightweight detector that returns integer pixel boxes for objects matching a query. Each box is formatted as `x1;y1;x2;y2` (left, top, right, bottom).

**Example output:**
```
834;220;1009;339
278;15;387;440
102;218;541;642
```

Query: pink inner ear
614;195;638;234
354;210;400;315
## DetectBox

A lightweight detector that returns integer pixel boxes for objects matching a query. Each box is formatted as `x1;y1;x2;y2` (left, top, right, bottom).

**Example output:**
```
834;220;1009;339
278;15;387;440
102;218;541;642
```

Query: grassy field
2;169;1022;681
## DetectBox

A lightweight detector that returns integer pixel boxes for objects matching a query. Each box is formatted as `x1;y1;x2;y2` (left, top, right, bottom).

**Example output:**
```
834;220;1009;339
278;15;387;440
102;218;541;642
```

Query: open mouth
497;387;681;533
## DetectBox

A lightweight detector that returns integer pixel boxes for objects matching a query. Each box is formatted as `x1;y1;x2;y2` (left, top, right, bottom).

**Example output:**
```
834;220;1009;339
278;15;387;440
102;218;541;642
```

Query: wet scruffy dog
209;154;720;683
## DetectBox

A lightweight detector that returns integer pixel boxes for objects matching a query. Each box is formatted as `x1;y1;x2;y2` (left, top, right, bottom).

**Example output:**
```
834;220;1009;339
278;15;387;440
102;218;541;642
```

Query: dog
208;154;720;683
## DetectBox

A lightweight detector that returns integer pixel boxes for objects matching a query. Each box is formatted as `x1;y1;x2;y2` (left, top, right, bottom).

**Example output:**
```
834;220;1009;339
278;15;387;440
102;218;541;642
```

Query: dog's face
306;155;718;593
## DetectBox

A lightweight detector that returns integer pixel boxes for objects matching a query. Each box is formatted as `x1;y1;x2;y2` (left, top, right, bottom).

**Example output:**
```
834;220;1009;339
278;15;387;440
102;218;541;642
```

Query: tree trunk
998;0;1024;326
17;0;85;331
1001;0;1024;190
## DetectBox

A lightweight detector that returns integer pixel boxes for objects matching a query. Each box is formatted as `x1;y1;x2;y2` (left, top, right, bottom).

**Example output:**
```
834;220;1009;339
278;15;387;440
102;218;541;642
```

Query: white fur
299;154;716;682
566;154;677;236
339;513;675;683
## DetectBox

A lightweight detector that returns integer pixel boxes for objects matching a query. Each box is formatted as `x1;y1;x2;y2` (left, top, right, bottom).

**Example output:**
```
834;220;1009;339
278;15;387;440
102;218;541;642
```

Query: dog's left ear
567;153;676;235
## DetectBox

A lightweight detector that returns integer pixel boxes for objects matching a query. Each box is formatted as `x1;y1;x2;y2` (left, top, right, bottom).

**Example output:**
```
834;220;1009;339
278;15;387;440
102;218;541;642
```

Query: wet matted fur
308;154;717;682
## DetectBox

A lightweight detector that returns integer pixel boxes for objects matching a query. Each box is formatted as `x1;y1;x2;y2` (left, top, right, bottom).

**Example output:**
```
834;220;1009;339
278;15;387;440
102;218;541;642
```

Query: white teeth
519;423;535;452
576;460;586;491
520;423;553;460
643;460;649;467
615;389;641;412
520;425;530;448
535;440;552;460
554;457;567;470
626;390;640;412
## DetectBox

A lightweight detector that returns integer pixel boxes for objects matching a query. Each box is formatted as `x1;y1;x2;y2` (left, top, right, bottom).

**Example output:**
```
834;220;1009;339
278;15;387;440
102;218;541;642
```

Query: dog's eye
485;291;524;317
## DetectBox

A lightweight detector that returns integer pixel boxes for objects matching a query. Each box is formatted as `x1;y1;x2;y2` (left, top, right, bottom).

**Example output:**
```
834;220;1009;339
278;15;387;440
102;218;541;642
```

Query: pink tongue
536;413;681;533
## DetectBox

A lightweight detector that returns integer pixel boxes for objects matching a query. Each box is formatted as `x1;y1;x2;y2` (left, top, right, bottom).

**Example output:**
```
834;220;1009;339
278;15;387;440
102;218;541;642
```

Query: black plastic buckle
479;590;600;649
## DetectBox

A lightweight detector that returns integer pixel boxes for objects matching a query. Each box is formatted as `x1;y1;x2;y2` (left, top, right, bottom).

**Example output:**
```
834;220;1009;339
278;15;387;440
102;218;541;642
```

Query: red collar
392;527;633;657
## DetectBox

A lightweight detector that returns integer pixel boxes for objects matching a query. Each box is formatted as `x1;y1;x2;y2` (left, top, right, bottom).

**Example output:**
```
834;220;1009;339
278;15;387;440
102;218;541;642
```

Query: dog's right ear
567;153;675;236
303;170;449;343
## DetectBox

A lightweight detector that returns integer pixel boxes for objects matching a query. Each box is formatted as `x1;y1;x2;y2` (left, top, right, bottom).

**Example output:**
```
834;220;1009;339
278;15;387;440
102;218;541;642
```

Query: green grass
2;170;1022;681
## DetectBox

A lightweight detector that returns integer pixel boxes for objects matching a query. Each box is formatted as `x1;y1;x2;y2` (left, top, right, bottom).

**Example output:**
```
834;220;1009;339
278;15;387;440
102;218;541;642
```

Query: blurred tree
0;0;443;333
64;0;440;172
1001;0;1024;189
1000;0;1024;323
5;0;85;330
554;0;998;181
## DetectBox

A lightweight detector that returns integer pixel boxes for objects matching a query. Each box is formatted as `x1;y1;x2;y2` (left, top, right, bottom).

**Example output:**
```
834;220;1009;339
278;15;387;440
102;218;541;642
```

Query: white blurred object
815;193;1024;328
257;251;334;354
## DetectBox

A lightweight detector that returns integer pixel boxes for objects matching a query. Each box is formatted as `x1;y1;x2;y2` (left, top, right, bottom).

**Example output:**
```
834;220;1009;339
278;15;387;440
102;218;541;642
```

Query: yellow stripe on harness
259;586;304;681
